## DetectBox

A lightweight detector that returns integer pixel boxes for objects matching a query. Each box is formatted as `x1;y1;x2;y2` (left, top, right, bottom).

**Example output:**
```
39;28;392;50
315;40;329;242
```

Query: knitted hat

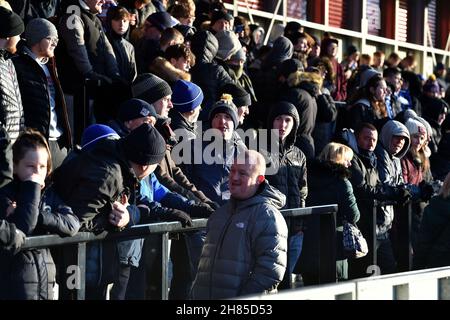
210;10;233;26
423;77;440;93
81;124;120;151
359;68;381;88
118;98;158;122
215;30;242;61
230;47;246;62
218;83;251;108
121;123;166;165
24;18;58;46
132;73;172;104
405;118;426;136
209;96;239;129
172;80;204;113
277;58;304;78
146;12;176;32
0;7;24;38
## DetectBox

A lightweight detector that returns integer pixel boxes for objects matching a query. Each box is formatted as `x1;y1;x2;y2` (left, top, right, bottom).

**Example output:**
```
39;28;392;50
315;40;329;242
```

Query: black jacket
430;132;450;181
264;102;307;210
52;138;139;232
280;72;319;159
190;31;234;120
0;179;79;300
12;43;72;148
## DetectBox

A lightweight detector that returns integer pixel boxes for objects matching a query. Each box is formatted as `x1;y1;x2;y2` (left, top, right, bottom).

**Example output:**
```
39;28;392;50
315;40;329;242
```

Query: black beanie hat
132;73;172;105
218;83;251;108
118;98;158;122
121;123;166;165
0;7;25;38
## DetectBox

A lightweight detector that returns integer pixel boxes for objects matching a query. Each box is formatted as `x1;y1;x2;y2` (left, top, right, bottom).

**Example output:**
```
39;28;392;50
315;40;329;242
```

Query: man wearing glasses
12;18;72;169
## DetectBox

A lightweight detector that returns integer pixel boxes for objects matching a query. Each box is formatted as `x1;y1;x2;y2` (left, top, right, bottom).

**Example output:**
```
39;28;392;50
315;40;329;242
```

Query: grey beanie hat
215;30;242;61
24;18;57;46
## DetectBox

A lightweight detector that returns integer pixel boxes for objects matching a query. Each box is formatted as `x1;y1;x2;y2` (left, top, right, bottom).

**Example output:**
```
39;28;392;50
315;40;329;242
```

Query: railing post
318;210;337;284
58;242;86;300
407;201;413;271
372;200;378;269
161;232;170;300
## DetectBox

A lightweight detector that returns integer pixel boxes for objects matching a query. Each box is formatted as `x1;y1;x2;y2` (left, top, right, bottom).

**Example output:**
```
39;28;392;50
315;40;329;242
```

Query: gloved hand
187;202;215;218
85;71;113;86
204;199;220;210
419;181;434;202
6;223;25;255
162;208;193;227
394;186;412;206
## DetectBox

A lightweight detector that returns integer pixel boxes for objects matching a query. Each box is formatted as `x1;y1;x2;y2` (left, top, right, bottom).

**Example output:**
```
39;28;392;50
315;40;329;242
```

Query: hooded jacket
190;31;234;119
264;102;307;209
280;71;319;159
430;132;450;181
191;182;288;299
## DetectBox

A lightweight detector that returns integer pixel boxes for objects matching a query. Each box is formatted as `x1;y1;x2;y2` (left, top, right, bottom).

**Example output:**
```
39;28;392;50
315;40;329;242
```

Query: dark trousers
110;264;132;300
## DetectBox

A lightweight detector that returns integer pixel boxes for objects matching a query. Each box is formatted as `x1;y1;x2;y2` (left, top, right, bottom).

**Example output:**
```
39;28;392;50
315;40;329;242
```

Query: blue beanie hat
81;124;120;150
118;98;158;122
171;80;204;113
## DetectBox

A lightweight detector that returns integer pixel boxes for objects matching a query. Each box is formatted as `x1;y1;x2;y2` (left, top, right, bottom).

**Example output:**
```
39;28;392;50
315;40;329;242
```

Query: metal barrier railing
240;266;450;300
21;204;338;300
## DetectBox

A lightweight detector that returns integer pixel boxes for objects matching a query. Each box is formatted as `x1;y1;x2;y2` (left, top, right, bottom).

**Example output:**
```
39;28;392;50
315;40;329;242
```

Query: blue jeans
288;232;304;274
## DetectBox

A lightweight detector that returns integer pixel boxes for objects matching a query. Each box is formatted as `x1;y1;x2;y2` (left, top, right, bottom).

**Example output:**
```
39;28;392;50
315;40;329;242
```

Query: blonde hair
318;142;353;166
440;172;450;199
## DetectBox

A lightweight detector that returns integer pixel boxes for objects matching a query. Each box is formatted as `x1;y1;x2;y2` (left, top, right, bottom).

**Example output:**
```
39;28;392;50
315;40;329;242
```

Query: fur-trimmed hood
148;56;191;83
287;71;322;97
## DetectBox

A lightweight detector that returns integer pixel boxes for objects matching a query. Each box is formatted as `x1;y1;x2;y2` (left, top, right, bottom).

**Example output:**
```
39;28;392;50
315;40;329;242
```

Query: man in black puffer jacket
0;7;25;143
13;18;72;169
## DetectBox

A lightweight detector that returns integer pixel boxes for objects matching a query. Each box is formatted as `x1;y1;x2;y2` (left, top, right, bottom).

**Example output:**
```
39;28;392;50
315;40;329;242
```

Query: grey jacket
375;120;410;237
191;182;288;299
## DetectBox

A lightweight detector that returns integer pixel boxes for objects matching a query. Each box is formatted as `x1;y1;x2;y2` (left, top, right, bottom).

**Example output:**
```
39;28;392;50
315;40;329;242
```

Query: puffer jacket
191;182;288;299
264;102;307;209
0;50;24;142
0;180;79;300
12;43;72;149
190;31;234;120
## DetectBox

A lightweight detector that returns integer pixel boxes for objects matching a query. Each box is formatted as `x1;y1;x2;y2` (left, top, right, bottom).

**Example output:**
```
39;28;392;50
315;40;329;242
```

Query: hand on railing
109;201;130;228
162;208;193;227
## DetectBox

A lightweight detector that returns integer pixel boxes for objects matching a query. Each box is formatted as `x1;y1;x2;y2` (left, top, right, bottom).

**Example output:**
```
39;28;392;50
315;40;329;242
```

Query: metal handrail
20;204;339;300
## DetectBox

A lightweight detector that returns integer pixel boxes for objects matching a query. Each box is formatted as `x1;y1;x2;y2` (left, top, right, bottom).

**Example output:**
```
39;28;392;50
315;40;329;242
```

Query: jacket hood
234;181;286;210
287;71;322;97
339;128;359;153
267;101;299;149
191;30;218;63
149;57;191;82
380;120;410;158
422;96;448;123
261;36;293;70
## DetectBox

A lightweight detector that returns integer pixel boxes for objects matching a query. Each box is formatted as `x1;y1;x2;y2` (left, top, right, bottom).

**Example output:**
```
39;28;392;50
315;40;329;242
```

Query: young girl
0;129;80;300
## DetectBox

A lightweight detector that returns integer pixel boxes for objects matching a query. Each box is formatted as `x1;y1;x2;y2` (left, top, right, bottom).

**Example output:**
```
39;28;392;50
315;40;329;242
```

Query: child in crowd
0;129;79;300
